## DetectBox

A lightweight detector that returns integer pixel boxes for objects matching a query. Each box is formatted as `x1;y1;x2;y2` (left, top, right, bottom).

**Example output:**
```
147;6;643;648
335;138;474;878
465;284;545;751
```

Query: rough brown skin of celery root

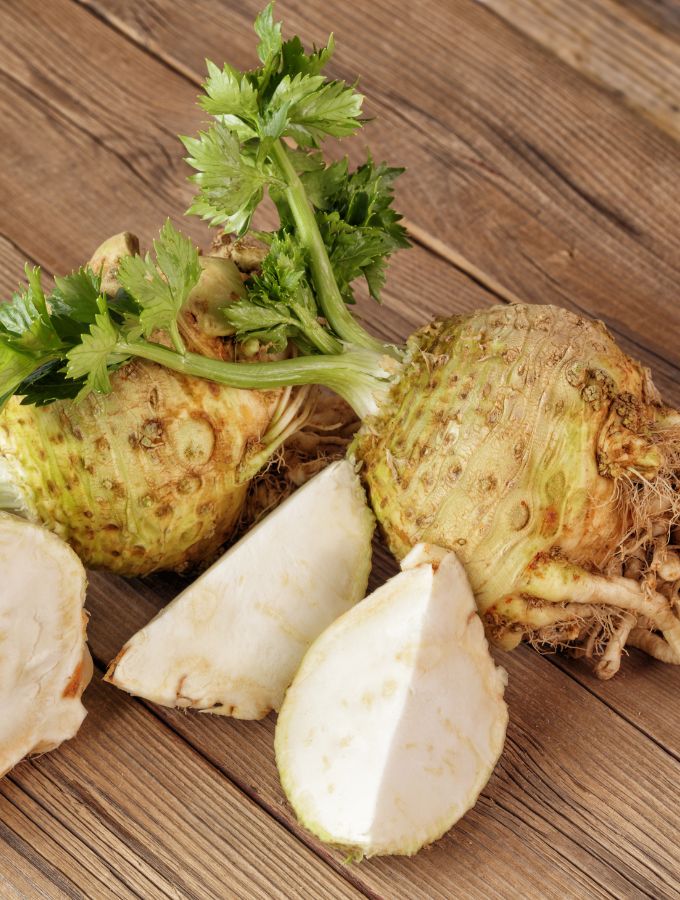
353;303;680;671
0;235;285;577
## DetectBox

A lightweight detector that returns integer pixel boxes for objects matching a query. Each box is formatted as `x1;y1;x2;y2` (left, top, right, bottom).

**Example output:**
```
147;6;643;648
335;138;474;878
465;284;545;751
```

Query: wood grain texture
551;651;680;761
1;0;680;896
74;0;680;374
0;809;77;900
84;554;680;900
479;0;680;140
3;673;363;900
617;0;680;40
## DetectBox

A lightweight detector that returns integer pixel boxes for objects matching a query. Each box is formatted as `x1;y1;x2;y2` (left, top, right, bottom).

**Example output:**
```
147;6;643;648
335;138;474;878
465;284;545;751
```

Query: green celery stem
270;140;396;359
300;314;343;355
122;339;388;418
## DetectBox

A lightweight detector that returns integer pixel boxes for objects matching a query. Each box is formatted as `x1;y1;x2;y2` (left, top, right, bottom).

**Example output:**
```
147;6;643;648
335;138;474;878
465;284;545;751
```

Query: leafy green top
181;6;362;234
0;3;408;413
0;222;200;407
182;1;409;353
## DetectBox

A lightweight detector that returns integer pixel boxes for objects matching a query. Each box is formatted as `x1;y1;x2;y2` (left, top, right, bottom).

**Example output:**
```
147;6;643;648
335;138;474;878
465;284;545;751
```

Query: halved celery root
106;460;375;719
275;543;508;858
0;513;91;778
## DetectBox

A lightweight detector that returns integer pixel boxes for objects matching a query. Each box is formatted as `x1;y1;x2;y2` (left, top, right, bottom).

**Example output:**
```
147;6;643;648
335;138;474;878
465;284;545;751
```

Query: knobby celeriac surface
355;305;680;677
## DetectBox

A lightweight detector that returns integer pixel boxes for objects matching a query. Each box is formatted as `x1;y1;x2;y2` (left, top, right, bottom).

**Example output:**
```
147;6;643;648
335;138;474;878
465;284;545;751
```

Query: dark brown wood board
1;1;679;897
479;0;680;141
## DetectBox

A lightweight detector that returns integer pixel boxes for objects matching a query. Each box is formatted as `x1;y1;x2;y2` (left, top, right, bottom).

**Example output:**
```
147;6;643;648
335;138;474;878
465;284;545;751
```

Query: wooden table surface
1;1;680;897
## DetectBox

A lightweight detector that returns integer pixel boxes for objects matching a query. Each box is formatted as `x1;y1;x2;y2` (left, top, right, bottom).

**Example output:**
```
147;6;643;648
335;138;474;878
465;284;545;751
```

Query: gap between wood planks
546;657;680;766
0;790;92;900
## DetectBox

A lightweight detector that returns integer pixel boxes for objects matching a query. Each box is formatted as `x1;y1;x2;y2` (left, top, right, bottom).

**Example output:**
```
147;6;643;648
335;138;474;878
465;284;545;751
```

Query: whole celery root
353;305;680;678
0;234;311;576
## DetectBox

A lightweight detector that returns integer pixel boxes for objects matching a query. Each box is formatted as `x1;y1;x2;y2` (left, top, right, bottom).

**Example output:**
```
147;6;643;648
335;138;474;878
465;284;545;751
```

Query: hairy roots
527;415;680;679
236;388;359;535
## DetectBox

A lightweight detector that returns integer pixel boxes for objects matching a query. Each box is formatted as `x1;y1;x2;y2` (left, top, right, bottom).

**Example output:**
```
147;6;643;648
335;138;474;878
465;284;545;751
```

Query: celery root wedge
106;460;375;719
275;543;508;857
0;513;91;778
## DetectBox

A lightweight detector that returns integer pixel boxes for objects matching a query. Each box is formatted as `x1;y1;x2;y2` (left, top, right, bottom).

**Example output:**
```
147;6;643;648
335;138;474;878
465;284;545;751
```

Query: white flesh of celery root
0;513;91;778
275;543;508;857
106;460;375;719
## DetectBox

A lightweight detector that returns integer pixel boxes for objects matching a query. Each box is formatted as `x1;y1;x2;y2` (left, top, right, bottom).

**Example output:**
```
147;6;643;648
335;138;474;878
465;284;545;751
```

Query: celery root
0;513;91;777
0;233;311;576
106;460;375;718
354;305;680;678
276;543;508;857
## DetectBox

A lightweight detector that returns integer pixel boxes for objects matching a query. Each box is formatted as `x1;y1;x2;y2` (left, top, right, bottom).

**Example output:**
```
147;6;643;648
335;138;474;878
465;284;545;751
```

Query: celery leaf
255;2;283;63
118;220;201;350
0;267;64;354
65;296;128;398
223;232;337;352
200;60;260;126
182;125;273;233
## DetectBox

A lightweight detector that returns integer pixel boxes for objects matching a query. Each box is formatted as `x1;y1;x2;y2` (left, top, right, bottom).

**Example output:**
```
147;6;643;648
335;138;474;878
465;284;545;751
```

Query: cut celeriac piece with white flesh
0;512;91;778
275;543;508;858
106;460;375;719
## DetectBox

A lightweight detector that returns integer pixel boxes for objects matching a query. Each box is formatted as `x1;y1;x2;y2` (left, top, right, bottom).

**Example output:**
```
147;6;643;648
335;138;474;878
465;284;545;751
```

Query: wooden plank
71;0;680;375
550;651;680;761
85;554;680;899
0;809;78;900
1;778;136;899
617;0;680;40
1;2;680;894
478;0;680;141
3;673;363;900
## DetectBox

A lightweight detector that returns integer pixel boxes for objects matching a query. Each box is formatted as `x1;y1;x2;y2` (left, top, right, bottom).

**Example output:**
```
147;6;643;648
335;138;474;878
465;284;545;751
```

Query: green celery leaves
0;222;201;409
